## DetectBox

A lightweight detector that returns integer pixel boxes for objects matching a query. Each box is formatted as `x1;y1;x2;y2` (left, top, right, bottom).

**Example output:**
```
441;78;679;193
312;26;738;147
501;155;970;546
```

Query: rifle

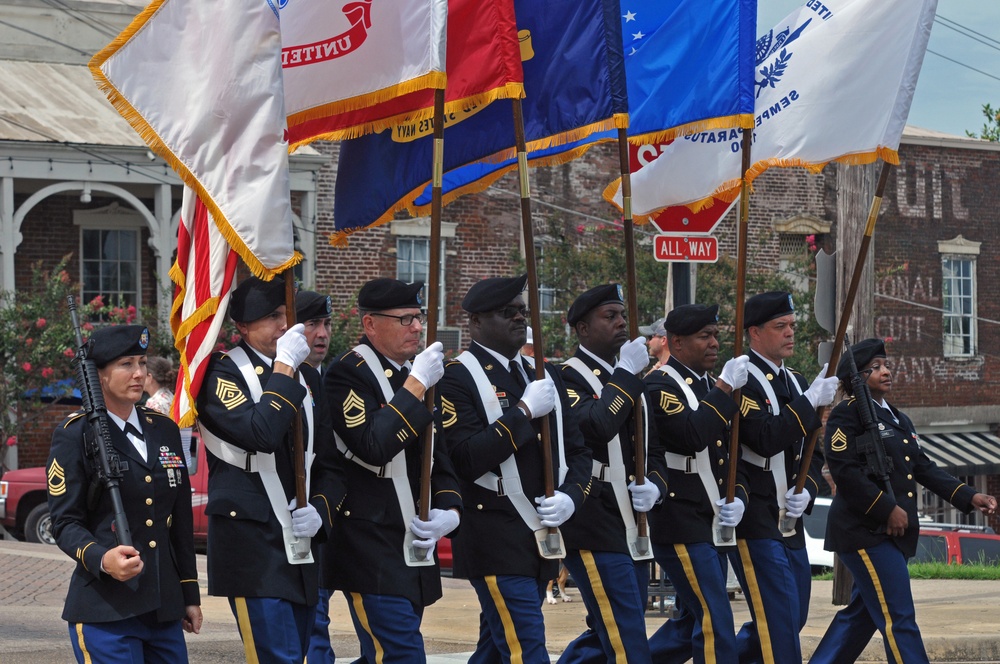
843;337;895;529
68;295;133;547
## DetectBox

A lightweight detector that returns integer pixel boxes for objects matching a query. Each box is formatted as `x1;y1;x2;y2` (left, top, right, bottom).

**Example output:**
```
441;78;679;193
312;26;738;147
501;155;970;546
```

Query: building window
535;241;559;314
396;237;429;285
81;228;140;311
938;235;980;358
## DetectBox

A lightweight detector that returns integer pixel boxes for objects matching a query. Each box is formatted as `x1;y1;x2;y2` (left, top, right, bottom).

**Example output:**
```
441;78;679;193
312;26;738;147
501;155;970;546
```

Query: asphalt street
2;537;1000;662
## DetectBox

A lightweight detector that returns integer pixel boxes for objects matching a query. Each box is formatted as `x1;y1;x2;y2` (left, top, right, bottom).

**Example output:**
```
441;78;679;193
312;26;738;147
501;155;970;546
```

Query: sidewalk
2;537;999;662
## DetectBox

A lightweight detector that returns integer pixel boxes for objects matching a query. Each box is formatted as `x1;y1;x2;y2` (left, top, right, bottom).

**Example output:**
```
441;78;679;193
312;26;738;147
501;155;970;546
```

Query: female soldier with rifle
46;314;201;663
811;338;996;664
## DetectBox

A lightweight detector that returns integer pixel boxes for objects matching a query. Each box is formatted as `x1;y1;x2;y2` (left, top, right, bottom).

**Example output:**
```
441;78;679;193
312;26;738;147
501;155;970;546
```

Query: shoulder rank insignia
47;459;66;496
659;392;684;415
441;396;457;428
343;390;366;428
215;378;247;410
565;388;581;408
740;395;760;417
829;428;848;452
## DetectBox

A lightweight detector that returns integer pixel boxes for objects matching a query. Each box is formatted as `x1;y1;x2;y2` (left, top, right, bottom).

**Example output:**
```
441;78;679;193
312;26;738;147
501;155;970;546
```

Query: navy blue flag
332;0;627;244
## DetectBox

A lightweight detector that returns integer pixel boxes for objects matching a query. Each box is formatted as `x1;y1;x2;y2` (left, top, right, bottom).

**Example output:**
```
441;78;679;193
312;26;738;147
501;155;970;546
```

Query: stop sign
628;141;736;234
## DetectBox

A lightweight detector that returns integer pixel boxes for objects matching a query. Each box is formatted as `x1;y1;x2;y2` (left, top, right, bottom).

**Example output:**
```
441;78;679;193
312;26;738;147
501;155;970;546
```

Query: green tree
965;103;1000;142
0;257;174;473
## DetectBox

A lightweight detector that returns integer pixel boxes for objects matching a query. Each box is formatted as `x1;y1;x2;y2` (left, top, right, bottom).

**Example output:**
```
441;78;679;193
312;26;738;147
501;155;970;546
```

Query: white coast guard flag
281;0;448;141
607;0;937;215
91;0;299;278
170;188;237;428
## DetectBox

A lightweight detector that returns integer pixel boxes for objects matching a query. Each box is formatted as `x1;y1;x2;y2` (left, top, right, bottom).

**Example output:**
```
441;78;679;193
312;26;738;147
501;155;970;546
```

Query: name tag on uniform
498;398;509;408
880;430;893;438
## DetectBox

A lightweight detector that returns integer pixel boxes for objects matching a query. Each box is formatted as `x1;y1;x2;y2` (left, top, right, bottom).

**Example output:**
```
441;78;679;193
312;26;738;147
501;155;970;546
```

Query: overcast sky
757;0;1000;138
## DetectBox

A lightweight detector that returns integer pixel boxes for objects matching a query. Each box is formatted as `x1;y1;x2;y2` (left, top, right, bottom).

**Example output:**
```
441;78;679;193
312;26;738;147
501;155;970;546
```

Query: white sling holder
458;351;567;560
200;346;315;565
743;363;804;537
658;365;733;547
335;344;433;567
563;357;653;560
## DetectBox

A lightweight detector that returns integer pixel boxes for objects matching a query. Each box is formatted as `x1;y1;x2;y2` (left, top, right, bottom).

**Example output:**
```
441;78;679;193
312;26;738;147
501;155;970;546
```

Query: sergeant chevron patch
829;428;848;452
740;395;760;417
343;390;366;428
659;392;684;415
566;389;581;408
47;459;66;496
441;397;457;428
215;378;247;410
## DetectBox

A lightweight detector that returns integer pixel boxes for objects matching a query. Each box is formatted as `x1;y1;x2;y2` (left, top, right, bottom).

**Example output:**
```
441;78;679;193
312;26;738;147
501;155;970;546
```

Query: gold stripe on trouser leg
859;549;904;664
74;623;93;664
736;540;775;664
580;550;627;661
351;592;386;664
486;575;524;664
675;543;717;664
234;597;260;664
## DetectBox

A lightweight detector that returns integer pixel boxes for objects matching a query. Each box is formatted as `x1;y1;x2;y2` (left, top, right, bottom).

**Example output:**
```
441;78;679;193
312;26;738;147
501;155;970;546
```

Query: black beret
665;304;719;336
296;290;332;321
89;325;149;367
358;278;423;310
744;291;795;329
836;338;886;384
462;274;528;313
567;284;625;326
639;317;666;337
230;277;285;323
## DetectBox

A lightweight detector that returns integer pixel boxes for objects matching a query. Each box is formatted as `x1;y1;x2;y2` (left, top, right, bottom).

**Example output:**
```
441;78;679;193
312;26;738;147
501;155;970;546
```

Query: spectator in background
144;356;194;469
639;317;669;377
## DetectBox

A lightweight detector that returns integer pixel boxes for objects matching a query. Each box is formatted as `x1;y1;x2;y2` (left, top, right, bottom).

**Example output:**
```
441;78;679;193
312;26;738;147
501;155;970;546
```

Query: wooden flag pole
781;162;892;530
418;89;446;526
721;128;753;544
283;270;308;509
512;97;563;558
615;128;649;556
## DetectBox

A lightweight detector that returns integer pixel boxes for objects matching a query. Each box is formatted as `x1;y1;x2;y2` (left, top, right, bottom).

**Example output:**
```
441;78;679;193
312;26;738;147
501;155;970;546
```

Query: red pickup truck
1;433;210;546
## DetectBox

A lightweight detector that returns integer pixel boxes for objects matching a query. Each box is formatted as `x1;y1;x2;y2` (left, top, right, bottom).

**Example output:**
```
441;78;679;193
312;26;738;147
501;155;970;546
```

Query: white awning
917;432;1000;476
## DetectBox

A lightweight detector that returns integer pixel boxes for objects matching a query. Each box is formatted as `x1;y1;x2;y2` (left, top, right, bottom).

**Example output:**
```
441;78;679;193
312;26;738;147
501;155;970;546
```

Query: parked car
1;431;209;546
914;525;1000;566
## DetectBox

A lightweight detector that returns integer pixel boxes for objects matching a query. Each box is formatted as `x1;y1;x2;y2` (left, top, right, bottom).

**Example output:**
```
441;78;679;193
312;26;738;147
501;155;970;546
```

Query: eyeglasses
492;305;529;320
369;312;426;326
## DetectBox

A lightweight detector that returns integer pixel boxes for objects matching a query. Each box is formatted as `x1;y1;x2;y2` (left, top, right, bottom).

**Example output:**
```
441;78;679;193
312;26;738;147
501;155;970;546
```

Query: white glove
534;491;576;527
288;499;322;538
617;337;650;375
784;487;811;519
628;480;660;512
804;363;839;408
410;341;445;389
719;355;750;390
275;323;310;369
410;508;460;549
520;376;557;419
716;497;746;528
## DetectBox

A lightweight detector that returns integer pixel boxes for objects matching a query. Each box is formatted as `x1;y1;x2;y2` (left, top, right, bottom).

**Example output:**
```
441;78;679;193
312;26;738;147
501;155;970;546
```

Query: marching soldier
438;274;593;663
644;304;750;663
729;291;839;663
197;276;345;663
323;278;462;662
811;338;997;664
47;325;202;662
557;284;666;663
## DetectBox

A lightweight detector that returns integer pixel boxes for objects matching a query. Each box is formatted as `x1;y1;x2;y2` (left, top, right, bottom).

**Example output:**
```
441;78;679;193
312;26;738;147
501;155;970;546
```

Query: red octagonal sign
649;199;737;234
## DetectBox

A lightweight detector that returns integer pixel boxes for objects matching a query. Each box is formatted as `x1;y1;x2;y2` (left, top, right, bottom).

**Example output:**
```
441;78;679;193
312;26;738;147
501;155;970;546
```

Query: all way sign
654;235;719;263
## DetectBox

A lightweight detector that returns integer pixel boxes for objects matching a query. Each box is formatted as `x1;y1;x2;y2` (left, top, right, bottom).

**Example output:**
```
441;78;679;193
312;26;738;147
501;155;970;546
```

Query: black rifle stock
68;295;133;547
843;338;895;531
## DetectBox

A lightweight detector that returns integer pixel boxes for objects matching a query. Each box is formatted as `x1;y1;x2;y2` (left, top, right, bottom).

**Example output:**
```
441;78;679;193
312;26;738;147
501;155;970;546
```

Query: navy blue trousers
345;592;426;663
69;615;186;664
650;541;738;664
557;550;652;663
229;596;312;664
728;539;808;664
469;575;550;663
307;587;336;664
810;540;928;664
